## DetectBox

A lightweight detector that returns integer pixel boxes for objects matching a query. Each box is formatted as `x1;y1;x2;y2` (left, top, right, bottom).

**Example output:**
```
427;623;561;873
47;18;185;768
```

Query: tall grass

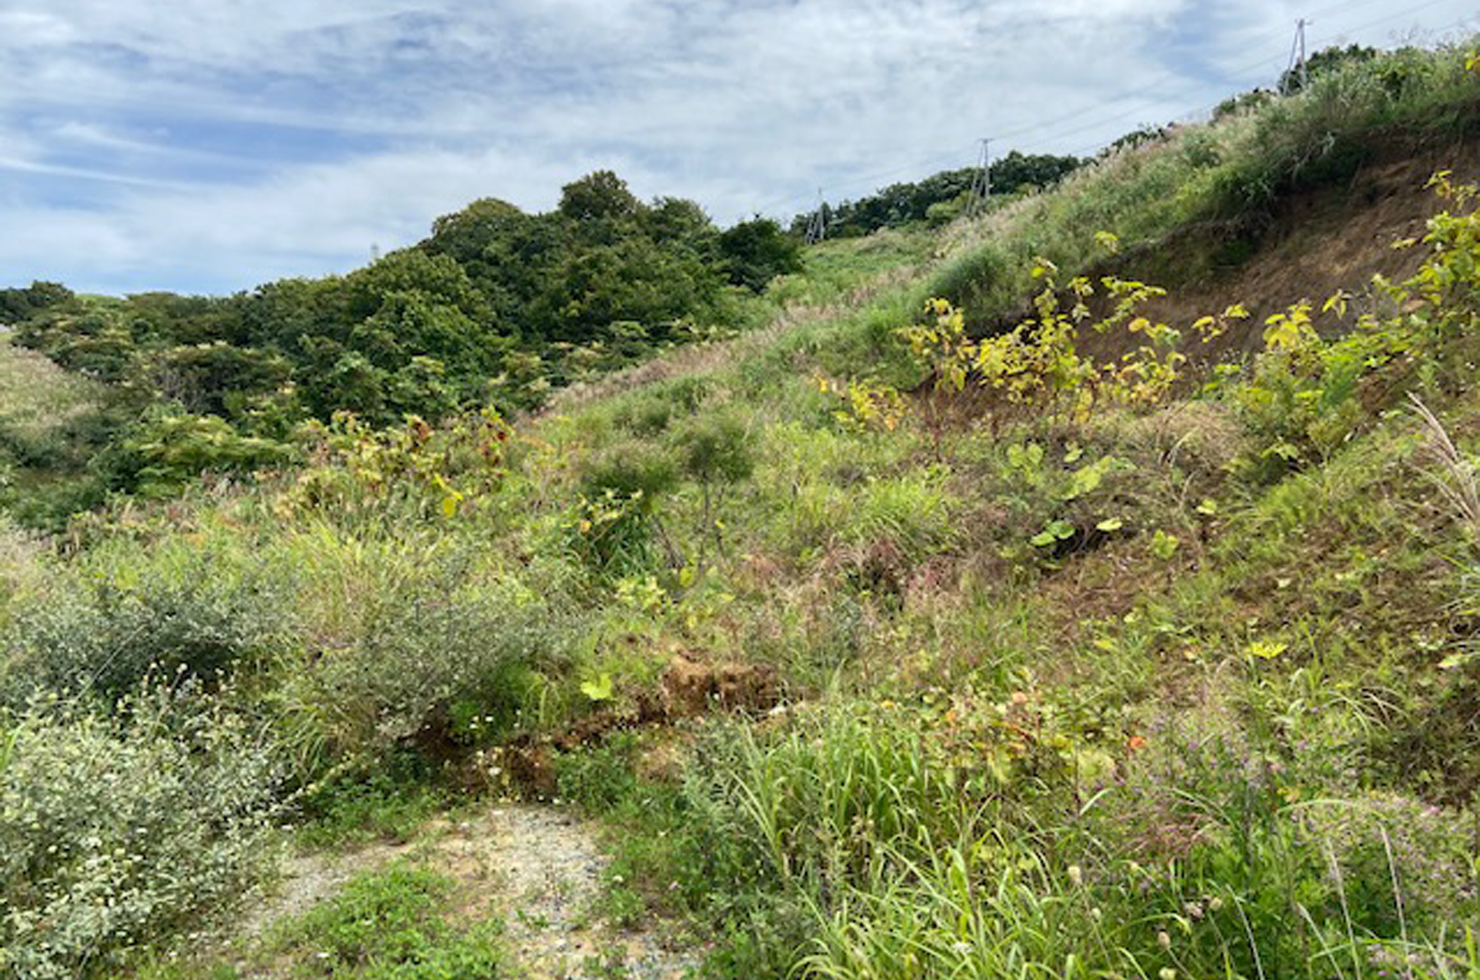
680;699;1480;980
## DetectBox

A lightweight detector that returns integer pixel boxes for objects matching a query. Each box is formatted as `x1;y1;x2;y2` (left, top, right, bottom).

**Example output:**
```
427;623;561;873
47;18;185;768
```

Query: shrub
567;440;680;578
0;542;293;707
0;685;281;980
110;412;293;497
277;564;573;776
927;242;1013;325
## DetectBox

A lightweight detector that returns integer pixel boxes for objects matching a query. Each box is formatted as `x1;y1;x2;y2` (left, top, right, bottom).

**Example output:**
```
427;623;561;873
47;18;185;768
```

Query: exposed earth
231;803;698;979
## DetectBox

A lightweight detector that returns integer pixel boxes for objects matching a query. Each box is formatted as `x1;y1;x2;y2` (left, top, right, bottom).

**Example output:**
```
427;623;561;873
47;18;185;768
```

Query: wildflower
1067;864;1083;887
1159;970;1176;980
1207;896;1223;912
1157;931;1171;951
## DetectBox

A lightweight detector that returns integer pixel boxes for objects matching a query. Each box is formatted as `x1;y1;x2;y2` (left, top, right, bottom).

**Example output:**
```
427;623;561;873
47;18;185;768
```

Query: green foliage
1224;173;1480;483
553;731;641;812
662;699;1480;980
794;152;1082;238
5;43;1480;979
0;280;72;324
295;768;446;849
284;410;510;527
1;539;293;706
899;267;1219;437
673;412;753;487
112;411;294;496
1279;43;1380;94
928;42;1480;338
275;557;569;777
266;865;503;978
0;686;281;980
2;168;762;505
717;218;805;292
567;439;681;577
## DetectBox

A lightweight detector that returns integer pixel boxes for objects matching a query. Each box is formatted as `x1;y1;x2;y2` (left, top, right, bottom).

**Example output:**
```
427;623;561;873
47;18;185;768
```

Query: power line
1014;4;1475;156
967;138;991;217
1059;8;1480;158
753;142;979;219
758;7;1479;223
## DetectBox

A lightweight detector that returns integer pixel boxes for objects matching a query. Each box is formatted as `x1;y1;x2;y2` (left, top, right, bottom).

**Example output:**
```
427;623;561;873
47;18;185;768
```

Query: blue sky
1;0;1475;296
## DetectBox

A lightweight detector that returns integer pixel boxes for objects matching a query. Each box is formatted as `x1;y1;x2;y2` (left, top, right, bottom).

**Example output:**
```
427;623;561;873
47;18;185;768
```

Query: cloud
2;0;1475;294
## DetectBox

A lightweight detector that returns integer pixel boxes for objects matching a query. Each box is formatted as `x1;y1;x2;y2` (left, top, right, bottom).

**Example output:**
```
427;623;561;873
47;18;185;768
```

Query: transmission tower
967;138;991;217
805;189;828;244
1284;18;1311;93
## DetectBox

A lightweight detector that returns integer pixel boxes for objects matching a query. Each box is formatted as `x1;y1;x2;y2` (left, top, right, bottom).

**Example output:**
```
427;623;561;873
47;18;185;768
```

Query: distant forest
790;150;1084;238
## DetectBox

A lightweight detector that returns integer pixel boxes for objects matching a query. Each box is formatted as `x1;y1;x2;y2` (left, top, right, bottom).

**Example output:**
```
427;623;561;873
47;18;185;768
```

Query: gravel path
239;803;698;979
464;805;698;979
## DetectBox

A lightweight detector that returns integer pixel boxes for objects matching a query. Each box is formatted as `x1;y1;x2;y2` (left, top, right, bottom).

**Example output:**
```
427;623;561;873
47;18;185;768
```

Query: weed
263;864;504;978
295;767;447;850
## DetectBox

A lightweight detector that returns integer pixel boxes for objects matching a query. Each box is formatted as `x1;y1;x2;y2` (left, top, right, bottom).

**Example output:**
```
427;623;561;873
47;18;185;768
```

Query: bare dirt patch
232;804;698;979
1040;134;1480;367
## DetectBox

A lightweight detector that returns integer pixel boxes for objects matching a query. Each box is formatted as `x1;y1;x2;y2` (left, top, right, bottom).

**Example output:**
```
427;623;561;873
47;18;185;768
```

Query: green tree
672;411;754;564
559;170;644;225
1279;43;1377;94
718;217;804;292
0;281;73;323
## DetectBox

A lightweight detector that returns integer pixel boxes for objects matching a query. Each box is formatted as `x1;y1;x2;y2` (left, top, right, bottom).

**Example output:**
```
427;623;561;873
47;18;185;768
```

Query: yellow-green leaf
580;673;615;701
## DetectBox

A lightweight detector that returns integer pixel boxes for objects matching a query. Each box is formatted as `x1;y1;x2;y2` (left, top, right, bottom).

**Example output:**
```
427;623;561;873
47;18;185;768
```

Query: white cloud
2;0;1476;293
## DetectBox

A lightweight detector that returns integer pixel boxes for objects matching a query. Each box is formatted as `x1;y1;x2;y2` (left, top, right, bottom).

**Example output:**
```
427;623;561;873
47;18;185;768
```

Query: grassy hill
4;40;1480;980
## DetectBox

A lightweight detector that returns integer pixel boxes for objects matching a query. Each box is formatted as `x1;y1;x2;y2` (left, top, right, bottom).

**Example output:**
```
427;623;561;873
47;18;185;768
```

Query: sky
1;0;1476;296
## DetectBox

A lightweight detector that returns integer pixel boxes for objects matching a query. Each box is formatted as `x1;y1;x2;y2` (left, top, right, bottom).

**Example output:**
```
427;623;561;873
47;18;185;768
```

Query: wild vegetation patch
4;39;1480;980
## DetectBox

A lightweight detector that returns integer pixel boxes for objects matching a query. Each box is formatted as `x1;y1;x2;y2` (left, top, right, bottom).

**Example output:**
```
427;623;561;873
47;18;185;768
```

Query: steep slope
1073;131;1480;364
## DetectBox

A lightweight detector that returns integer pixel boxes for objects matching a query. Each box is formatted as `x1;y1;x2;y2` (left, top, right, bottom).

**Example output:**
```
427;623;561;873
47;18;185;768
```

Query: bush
111;412;294;497
928;241;1014;324
0;686;281;979
718;218;805;293
0;542;293;707
277;564;573;775
567;441;680;578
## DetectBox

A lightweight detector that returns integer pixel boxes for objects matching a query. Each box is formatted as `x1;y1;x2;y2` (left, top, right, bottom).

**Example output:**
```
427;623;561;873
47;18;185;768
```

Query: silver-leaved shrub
0;683;282;979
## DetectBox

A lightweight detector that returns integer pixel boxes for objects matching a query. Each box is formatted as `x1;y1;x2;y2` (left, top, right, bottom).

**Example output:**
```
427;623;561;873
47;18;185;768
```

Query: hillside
3;40;1480;980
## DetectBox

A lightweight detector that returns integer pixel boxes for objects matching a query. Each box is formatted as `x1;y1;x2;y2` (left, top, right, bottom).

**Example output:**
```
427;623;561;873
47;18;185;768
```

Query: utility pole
967;138;991;217
805;189;828;244
1299;18;1310;90
1284;18;1311;94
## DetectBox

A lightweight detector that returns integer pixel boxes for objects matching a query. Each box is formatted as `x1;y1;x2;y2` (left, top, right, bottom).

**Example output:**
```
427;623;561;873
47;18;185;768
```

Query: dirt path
238;803;698;979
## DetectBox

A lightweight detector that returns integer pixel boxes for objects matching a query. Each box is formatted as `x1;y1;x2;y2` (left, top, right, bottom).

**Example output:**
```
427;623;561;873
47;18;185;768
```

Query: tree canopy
11;171;808;441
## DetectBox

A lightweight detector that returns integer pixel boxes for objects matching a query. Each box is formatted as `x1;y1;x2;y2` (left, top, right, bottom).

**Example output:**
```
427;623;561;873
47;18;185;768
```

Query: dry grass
1410;391;1480;537
0;335;103;443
